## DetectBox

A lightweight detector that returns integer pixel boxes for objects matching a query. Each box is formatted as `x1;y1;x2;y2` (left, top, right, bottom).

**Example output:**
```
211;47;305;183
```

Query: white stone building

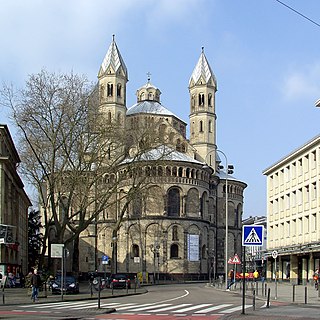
263;135;320;284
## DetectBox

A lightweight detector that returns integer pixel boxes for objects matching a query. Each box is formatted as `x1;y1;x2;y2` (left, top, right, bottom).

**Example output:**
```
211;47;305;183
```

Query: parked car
110;274;131;289
51;275;79;294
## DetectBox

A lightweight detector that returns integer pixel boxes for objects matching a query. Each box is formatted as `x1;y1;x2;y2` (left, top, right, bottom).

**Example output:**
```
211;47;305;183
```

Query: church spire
189;47;217;88
98;35;128;124
98;35;128;80
188;48;217;169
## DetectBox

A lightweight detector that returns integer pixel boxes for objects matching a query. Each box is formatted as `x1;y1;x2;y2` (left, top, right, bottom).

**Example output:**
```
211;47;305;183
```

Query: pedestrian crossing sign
242;225;264;246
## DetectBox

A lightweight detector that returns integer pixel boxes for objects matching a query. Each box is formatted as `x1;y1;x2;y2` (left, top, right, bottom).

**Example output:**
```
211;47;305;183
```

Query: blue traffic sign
242;225;264;246
101;255;109;264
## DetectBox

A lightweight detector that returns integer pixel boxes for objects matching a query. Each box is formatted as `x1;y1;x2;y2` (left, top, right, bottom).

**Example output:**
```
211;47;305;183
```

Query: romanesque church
79;36;247;281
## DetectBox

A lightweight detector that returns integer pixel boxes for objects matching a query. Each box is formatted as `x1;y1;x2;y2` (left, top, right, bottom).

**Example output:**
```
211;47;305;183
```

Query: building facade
75;37;247;280
263;135;320;284
0;124;31;277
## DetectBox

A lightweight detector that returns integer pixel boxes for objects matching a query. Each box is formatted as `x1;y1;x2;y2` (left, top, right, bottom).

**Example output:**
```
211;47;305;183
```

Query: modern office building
263;135;320;284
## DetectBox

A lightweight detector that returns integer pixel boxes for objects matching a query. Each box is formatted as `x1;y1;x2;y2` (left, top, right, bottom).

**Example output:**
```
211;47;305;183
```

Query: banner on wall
187;234;199;261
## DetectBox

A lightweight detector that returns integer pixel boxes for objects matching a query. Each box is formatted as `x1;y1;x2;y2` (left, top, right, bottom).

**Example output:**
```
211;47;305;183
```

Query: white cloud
282;62;320;101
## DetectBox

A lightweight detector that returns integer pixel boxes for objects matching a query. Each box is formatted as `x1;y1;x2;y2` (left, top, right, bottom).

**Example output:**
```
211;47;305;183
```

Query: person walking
31;269;41;302
226;269;234;291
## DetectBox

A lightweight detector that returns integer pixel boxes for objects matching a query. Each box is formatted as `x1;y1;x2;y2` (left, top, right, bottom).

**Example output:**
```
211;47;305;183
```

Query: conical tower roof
189;48;217;87
99;35;128;79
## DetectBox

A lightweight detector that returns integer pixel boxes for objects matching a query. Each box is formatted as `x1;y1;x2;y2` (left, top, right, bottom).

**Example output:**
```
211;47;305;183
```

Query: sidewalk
222;280;320;305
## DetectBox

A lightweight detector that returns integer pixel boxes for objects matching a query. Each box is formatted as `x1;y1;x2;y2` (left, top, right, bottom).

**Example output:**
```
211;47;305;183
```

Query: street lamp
216;149;234;291
150;242;160;284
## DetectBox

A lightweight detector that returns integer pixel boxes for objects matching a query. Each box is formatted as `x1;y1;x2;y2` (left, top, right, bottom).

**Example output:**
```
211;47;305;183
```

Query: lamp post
150;242;160;284
216;149;234;291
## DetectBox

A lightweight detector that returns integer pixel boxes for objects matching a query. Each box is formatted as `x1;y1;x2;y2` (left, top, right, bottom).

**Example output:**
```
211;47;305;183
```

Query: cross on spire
147;72;151;82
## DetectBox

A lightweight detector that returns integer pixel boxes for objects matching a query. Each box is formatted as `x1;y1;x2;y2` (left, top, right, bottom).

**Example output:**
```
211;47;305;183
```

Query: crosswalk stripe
116;303;153;310
148;304;191;312
194;303;233;313
124;303;171;311
219;304;252;313
172;303;212;313
70;302;126;310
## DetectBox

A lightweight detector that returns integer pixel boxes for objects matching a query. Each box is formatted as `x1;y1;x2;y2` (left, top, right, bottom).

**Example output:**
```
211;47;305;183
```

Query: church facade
79;37;247;281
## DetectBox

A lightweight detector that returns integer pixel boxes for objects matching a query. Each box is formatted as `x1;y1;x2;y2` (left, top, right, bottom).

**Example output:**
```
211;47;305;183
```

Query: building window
172;226;178;241
312;182;317;200
199;120;203;132
298;159;303;175
198;93;205;105
170;244;179;258
312;150;316;169
208;93;212;106
167;188;180;217
132;244;139;257
208;120;212;132
107;83;113;96
117;83;121;97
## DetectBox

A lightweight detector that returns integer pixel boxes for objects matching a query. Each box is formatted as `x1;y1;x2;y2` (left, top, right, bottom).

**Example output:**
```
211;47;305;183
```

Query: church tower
98;35;128;125
189;48;217;170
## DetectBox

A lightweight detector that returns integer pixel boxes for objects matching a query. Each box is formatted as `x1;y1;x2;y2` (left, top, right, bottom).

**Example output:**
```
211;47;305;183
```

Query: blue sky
1;0;320;217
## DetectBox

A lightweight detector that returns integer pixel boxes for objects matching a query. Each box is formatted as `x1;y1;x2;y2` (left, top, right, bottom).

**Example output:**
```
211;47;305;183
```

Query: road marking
194;303;233;313
123;304;171;312
172;304;212;312
148;304;191;312
219;304;252;313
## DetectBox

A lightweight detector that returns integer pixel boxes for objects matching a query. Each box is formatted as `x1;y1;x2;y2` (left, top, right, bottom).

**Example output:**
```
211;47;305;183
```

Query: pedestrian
253;269;259;281
226;269;234;291
313;269;319;290
31;269;41;302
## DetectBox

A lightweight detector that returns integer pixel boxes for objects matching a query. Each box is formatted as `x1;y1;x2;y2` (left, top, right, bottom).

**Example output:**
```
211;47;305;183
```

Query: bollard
253;289;256;311
264;283;267;297
305;286;307;304
126;280;129;294
266;288;271;308
292;284;295;302
134;276;137;293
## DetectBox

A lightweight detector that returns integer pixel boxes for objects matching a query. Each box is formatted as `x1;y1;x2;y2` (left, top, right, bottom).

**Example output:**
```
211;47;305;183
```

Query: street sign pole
242;246;246;315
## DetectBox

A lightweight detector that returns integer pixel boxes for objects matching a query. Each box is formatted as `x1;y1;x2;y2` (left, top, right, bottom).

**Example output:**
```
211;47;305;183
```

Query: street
0;283;319;319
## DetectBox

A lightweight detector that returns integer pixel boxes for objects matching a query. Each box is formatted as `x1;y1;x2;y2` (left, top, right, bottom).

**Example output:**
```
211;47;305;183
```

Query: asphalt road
0;283;319;319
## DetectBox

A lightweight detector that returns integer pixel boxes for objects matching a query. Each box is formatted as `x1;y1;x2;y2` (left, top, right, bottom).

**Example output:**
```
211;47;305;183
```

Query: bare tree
0;69;172;273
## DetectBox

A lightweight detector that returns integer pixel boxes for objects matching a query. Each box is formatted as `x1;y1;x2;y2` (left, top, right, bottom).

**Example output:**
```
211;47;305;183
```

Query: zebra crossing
18;300;252;315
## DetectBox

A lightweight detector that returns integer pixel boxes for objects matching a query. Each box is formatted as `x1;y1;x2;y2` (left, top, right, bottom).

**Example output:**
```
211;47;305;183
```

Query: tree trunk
72;235;80;275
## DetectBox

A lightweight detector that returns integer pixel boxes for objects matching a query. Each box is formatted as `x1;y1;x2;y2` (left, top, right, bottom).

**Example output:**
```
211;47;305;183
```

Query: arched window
172;226;178;241
132;244;139;257
107;83;113;96
201;245;207;259
167;188;180;217
132;194;142;216
198;93;205;105
208;93;212;106
170;244;179;258
200;121;203;132
117;84;121;97
208;120;212;133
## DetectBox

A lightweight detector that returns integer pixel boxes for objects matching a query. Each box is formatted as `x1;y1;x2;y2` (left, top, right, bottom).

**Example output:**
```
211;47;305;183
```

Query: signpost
272;250;278;299
242;225;264;315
